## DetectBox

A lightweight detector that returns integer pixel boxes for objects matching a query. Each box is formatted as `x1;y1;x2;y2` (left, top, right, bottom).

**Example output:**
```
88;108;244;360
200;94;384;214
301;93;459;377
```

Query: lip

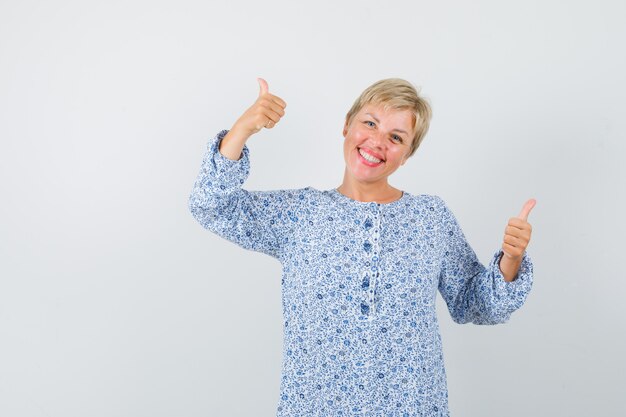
357;148;384;167
359;147;384;161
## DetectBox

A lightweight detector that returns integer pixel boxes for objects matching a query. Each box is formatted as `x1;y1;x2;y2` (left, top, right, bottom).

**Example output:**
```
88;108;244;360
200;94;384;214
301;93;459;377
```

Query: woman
189;78;535;416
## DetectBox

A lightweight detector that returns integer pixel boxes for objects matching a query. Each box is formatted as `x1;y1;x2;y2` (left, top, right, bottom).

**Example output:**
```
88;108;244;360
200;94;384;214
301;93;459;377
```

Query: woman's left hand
502;199;536;260
499;199;536;282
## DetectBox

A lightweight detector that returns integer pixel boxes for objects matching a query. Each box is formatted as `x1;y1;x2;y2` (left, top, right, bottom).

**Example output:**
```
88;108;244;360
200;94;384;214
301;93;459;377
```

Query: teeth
359;148;382;163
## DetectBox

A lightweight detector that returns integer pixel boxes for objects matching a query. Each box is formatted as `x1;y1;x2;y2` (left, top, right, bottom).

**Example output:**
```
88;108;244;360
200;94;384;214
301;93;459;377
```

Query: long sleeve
435;196;533;325
188;129;296;260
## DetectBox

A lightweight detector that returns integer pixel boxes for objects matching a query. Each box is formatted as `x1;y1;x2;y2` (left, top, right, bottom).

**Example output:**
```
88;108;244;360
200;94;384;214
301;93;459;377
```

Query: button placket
365;203;382;317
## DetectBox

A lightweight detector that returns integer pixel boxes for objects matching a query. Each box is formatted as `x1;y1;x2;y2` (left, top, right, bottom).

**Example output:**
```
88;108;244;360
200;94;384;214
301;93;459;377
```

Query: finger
269;94;287;108
263;107;283;124
517;198;536;221
507;218;532;232
503;233;526;248
257;77;269;96
502;241;515;257
505;225;531;239
268;100;286;116
258;108;284;129
252;109;280;131
502;242;524;258
508;217;530;227
258;98;286;117
257;91;286;110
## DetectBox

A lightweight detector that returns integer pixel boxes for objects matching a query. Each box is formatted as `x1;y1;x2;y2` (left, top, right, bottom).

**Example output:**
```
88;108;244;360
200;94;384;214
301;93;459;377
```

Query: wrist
499;253;522;282
226;126;250;142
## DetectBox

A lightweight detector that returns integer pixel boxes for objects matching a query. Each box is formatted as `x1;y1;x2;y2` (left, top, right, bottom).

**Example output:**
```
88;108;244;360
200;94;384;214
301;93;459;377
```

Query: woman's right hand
230;78;287;139
218;78;286;160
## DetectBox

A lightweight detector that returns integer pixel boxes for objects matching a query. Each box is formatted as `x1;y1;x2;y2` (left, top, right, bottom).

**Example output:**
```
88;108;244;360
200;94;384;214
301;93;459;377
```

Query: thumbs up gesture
501;199;536;261
230;77;287;139
499;199;536;282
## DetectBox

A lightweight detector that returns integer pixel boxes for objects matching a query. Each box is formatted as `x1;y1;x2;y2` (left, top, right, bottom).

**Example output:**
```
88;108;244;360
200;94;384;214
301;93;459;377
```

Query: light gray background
1;0;624;416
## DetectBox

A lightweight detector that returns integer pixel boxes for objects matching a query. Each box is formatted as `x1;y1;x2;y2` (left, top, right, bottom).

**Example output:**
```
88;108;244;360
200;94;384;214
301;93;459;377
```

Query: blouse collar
328;188;410;211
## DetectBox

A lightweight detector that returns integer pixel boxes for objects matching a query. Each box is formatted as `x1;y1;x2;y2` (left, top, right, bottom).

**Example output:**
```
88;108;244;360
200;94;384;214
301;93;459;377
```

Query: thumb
517;198;537;221
257;77;269;96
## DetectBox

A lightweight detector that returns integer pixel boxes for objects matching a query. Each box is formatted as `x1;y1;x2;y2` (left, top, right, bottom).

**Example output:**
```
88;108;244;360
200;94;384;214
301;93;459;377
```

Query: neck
337;173;401;203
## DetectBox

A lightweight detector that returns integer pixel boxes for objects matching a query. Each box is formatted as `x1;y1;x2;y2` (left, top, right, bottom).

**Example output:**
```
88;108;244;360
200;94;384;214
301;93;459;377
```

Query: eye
392;135;403;143
365;120;375;127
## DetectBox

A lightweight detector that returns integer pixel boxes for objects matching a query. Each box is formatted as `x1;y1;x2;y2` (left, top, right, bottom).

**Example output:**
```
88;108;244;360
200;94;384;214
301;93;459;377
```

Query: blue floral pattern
189;130;533;417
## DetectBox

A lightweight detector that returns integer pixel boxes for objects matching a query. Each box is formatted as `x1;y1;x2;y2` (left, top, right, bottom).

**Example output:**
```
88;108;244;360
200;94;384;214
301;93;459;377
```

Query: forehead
358;103;415;127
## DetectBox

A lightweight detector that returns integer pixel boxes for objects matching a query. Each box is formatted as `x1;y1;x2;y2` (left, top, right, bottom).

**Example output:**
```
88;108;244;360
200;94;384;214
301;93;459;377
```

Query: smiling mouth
358;148;384;164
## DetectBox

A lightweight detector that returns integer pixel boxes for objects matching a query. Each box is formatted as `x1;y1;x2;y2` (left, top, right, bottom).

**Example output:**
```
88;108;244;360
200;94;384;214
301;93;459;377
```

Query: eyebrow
365;113;409;135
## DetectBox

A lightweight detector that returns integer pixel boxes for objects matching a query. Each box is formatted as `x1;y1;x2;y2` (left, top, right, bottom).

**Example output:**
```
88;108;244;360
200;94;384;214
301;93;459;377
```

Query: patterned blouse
188;129;534;417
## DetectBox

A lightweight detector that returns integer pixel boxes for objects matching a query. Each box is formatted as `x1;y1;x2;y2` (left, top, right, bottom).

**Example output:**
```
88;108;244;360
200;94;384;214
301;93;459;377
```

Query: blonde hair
345;78;432;159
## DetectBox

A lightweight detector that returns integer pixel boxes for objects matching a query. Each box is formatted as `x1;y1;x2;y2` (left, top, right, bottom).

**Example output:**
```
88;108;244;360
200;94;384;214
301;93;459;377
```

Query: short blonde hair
345;78;432;159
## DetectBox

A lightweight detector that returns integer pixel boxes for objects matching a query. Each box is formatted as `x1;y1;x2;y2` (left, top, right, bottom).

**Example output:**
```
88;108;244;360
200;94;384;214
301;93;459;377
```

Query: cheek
349;133;367;147
343;139;354;160
388;149;406;164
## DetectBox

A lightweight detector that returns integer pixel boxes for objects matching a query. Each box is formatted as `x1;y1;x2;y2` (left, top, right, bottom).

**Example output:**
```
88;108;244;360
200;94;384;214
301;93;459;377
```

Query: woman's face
342;103;414;186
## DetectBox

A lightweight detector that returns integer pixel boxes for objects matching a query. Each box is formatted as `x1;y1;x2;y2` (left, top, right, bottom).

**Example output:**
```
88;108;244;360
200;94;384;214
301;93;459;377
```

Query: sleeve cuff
489;249;533;300
203;129;251;193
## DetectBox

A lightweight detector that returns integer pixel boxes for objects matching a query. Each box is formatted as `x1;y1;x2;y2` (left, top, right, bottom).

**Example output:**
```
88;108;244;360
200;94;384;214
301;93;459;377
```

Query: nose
370;129;387;149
